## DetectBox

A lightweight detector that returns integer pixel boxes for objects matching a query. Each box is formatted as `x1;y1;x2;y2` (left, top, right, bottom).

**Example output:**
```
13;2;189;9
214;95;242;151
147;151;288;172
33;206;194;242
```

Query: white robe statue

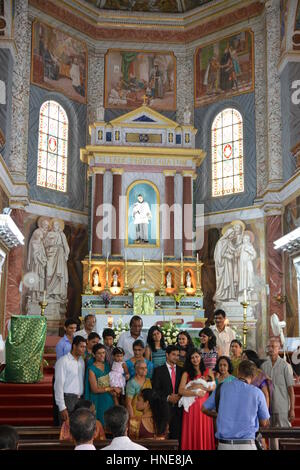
214;227;236;301
238;234;256;293
44;219;70;301
166;272;172;289
27;228;47;300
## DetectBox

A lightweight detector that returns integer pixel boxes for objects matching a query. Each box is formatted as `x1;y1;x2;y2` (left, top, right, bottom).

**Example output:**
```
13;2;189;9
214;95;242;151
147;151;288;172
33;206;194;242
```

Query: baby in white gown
178;378;216;412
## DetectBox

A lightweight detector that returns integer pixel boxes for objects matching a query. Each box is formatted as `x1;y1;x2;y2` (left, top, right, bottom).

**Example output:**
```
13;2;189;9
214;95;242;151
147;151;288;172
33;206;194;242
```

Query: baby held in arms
178;377;216;412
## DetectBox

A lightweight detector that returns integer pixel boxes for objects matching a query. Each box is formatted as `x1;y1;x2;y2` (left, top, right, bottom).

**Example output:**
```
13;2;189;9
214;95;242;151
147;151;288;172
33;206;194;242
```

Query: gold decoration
240;300;249;349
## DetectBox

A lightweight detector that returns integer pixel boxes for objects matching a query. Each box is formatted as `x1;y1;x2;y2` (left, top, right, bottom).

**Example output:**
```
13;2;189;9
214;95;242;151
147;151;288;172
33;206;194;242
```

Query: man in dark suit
152;344;183;440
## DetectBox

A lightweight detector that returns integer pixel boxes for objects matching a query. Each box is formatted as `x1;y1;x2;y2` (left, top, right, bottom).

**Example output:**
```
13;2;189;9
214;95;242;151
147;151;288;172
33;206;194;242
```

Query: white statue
214;227;236;301
44;219;70;301
183;105;191;125
132;194;152;243
93;269;100;287
238;233;256;294
166;271;172;289
26;228;47;301
186;271;192;288
112;270;119;287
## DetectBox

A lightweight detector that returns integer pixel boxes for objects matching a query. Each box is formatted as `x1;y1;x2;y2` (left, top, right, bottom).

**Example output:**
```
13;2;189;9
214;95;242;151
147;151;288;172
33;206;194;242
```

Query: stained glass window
211;108;244;197
37;100;68;192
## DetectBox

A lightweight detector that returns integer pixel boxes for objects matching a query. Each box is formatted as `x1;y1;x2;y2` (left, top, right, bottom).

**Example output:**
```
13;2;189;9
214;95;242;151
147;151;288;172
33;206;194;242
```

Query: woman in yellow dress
125;359;152;418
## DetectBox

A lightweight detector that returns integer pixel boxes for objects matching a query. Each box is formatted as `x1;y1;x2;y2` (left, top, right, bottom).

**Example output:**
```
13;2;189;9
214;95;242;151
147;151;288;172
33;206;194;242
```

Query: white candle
196;253;199;264
43;290;46;302
181;252;183;263
162;252;164;263
243;289;247;303
107;253;109;263
89;250;91;263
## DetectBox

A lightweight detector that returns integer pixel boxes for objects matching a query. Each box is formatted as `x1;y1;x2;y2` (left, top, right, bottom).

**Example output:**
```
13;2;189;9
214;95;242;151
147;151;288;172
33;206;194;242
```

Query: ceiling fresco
83;0;213;14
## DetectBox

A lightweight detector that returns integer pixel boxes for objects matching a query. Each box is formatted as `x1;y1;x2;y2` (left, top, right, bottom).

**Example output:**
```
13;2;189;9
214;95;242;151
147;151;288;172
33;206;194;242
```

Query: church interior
1;0;300;451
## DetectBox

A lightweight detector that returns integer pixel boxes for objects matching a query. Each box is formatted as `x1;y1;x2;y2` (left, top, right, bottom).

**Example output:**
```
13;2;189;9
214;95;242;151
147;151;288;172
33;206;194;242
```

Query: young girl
109;347;130;404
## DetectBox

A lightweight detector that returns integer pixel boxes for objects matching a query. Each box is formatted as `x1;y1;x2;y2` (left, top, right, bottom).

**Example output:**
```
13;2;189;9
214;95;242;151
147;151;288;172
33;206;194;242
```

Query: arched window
37;100;68;192
211;108;244;197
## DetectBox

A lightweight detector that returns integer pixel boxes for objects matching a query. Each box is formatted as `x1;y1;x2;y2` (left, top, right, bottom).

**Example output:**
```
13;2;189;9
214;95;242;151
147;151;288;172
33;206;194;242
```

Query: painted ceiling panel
83;0;213;14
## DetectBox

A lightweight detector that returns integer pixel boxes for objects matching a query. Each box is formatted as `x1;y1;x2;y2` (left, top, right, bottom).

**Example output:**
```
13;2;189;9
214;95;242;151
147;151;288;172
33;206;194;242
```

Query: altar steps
293;385;300;427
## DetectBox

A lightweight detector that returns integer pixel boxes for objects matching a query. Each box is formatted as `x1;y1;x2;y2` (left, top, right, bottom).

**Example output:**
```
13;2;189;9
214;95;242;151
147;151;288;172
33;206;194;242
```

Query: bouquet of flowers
101;291;111;307
161;322;180;345
112;318;129;345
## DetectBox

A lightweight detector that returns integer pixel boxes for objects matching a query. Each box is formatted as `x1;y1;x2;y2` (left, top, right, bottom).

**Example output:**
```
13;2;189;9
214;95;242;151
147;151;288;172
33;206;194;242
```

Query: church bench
18;438;179;451
15;426;61;440
260;427;300;439
279;440;300;450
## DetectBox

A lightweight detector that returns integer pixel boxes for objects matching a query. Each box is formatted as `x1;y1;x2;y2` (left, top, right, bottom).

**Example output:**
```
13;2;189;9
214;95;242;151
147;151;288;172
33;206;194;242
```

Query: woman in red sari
179;348;216;450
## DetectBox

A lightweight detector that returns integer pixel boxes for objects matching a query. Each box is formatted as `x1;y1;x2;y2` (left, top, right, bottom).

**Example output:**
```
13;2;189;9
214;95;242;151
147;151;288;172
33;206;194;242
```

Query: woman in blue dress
85;343;115;426
126;339;154;379
145;326;166;368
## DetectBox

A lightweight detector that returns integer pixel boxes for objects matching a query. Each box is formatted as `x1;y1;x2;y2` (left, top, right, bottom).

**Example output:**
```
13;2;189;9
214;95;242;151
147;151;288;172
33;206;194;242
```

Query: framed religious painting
194;30;254;107
31;20;87;104
104;49;176;111
126;180;160;248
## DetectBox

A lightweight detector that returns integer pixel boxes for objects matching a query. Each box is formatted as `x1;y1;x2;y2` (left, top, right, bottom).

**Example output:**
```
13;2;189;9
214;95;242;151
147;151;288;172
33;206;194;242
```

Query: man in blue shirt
56;319;78;360
202;360;270;450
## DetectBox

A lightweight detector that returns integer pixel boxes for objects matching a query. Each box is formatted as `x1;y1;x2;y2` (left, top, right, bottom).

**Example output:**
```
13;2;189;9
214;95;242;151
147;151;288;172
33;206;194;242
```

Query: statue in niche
112;270;119;287
132;194;152;244
44;218;70;301
166;271;172;289
186;271;192;288
214;227;236;301
238;232;256;295
93;269;100;287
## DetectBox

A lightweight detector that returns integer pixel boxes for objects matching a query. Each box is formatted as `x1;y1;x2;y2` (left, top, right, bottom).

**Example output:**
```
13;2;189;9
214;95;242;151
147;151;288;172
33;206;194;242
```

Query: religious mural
105;50;176;110
83;0;211;13
126;181;159;247
293;0;300;49
31;21;87;104
194;30;254;107
280;0;288;53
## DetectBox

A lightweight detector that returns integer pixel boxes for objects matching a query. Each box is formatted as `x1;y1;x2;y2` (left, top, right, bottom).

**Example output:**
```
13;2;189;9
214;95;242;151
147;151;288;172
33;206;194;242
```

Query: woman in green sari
85;343;115;426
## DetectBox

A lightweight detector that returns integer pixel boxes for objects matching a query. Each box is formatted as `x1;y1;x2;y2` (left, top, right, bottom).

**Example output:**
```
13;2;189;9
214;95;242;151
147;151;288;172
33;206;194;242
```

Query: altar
80;103;206;330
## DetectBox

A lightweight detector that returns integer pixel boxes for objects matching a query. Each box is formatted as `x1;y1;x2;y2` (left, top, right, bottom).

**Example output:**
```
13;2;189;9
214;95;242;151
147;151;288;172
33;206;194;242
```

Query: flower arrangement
101;291;111;306
161;322;180;345
173;294;184;304
112;318;129;345
231;325;242;343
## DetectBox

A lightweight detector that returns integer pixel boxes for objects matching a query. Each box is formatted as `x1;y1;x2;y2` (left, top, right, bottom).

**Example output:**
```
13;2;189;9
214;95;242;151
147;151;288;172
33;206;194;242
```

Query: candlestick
89;250;91;263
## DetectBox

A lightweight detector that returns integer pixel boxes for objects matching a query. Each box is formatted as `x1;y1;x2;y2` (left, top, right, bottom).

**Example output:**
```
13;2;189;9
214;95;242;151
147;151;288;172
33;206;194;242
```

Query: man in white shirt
211;309;235;357
117;316;146;361
101;405;147;450
70;408;97;451
74;314;97;340
54;335;86;424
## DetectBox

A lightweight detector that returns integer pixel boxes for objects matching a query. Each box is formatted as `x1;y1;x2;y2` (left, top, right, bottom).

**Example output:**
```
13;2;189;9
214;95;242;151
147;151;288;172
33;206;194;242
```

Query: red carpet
0;353;55;426
293;385;300;427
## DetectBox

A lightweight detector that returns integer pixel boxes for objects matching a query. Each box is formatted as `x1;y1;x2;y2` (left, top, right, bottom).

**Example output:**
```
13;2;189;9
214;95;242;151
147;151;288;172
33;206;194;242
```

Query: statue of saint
112;270;119;287
44;219;70;301
214;227;236;301
166;271;172;289
93;269;100;287
132;194;152;243
183;105;191;125
186;271;192;288
26;228;47;301
238;233;256;294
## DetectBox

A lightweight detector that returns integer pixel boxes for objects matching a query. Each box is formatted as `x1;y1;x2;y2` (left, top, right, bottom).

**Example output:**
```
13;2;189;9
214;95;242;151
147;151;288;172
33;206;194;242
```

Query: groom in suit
152;344;183;440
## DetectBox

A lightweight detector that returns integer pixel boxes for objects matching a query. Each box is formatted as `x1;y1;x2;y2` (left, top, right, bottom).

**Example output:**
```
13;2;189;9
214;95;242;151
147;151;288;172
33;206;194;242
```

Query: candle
89;250;91;263
197;253;199;264
243;289;247;303
162;252;164;263
43;290;46;302
107;253;109;262
181;252;183;263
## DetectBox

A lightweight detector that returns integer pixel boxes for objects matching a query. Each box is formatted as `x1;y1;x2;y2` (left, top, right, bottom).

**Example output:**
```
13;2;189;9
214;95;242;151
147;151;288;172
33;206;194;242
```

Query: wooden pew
279;440;300;450
18;438;179;451
260;427;300;439
15;426;61;441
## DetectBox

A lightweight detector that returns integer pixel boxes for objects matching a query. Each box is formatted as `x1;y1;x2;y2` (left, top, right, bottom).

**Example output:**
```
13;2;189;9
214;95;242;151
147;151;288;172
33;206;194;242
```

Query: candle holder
240;300;249;349
195;259;204;297
123;259;129;295
179;258;186;295
84;259;93;295
104;261;110;292
39;299;48;317
139;257;146;286
159;259;166;296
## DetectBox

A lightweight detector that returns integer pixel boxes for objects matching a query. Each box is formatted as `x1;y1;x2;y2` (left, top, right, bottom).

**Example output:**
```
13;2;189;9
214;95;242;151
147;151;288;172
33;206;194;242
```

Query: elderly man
74;314;97;340
117;316;146;361
261;337;295;450
70;408;97;450
101;406;147;450
202;360;270;450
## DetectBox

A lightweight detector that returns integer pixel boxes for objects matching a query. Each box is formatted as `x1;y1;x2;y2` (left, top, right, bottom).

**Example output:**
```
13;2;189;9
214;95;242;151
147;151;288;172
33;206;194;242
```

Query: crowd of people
52;310;295;451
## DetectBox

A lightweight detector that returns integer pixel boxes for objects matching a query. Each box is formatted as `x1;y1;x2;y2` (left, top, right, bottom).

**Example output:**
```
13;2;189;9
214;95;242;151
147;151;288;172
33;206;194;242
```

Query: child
102;328;115;367
109;347;130;404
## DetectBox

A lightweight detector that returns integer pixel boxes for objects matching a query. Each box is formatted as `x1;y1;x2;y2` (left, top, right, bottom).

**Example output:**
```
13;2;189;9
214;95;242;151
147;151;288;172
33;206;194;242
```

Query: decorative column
182;171;194;258
176;51;194;125
87;48;105;126
9;1;31;181
163;170;176;257
265;0;283;189
265;206;285;333
5;209;24;336
111;169;123;257
92;168;105;256
174;172;183;259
